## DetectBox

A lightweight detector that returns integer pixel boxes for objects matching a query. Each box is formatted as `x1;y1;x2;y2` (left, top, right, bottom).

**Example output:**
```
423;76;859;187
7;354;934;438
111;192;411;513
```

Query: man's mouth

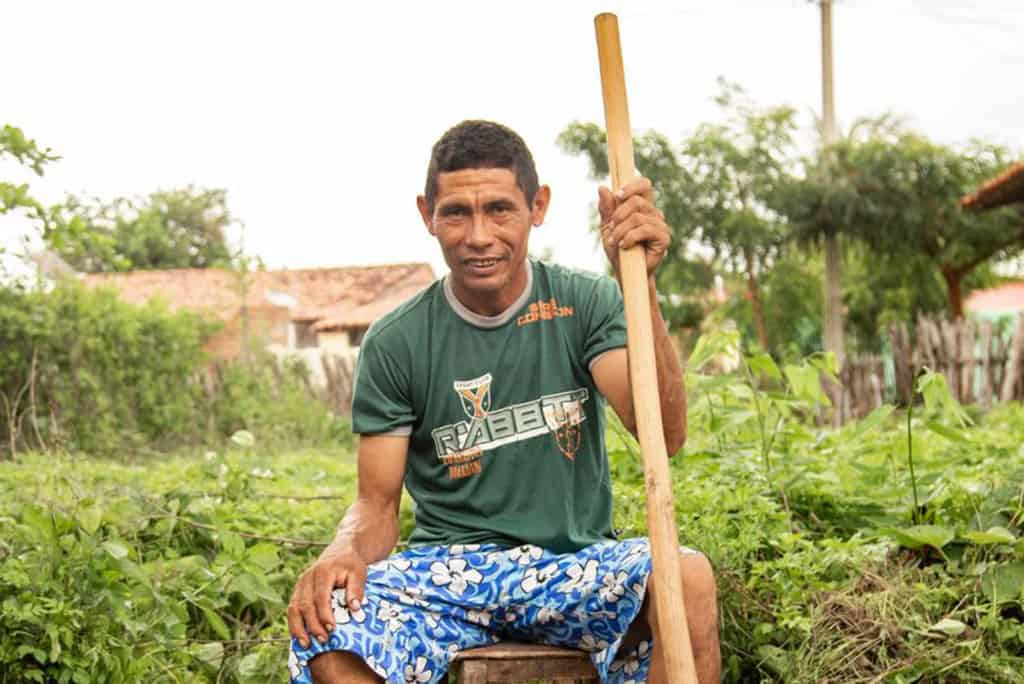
465;257;504;272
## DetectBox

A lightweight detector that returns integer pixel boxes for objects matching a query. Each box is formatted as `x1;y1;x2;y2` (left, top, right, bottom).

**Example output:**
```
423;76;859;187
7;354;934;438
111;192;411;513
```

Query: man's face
417;167;549;315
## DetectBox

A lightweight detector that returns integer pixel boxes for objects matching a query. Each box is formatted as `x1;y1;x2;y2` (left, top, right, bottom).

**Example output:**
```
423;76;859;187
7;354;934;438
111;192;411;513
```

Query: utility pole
820;0;845;421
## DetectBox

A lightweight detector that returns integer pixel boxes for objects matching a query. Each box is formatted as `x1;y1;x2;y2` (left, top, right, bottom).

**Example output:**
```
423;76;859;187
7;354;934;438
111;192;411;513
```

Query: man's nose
466;213;494;248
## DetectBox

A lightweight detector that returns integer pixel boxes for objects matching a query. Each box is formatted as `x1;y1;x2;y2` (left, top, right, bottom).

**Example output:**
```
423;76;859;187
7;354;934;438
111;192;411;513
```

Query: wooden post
962;318;976;405
594;13;698;684
1001;314;1024;402
979;321;993;408
940;319;959;400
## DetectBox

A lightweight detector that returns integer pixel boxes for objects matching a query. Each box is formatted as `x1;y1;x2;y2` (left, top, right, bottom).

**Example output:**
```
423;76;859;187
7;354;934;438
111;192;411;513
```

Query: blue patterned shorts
288;538;671;683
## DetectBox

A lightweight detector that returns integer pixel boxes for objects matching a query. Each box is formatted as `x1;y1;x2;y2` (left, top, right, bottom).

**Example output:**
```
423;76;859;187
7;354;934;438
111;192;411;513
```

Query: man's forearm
326;498;399;563
648;277;687;454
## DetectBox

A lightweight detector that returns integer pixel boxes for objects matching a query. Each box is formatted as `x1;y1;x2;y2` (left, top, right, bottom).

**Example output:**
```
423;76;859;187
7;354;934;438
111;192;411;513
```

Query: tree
785;126;1020;319
558;81;799;347
1;125;58;224
46;186;237;272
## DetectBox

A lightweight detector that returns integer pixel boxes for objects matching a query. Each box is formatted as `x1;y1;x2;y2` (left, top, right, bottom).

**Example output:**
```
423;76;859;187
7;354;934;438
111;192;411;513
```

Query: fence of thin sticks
836;314;1023;423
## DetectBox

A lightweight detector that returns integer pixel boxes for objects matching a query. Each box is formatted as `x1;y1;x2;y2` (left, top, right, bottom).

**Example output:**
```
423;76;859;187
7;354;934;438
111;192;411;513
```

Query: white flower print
287;649;303;679
558;559;599;594
622;641;649;676
429;558;483;596
330;589;367;625
625;542;648;561
508;544;543;565
598;571;628;604
536;606;564;624
466;608;492;626
376;600;412;631
450;543;481;555
365;655;388;679
579;634;609;653
404;656;433;683
396;586;430;608
387;558;413;573
520;563;559;592
502;603;527;623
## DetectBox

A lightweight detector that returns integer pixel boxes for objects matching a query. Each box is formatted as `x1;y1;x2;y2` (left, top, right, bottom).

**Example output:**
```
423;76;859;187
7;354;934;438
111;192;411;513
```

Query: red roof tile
82;263;436;327
961;162;1024;211
965;281;1024;312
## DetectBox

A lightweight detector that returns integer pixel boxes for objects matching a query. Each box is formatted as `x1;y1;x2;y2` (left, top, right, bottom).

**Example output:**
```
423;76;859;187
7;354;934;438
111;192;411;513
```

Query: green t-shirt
351;259;628;554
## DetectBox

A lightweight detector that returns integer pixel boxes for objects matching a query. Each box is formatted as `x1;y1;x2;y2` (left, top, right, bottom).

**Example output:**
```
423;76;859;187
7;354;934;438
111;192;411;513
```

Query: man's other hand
287;547;368;648
597;176;670;279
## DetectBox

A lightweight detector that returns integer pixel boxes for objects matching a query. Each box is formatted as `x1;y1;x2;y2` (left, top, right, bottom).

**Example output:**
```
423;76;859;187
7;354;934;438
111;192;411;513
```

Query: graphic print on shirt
432;373;589;479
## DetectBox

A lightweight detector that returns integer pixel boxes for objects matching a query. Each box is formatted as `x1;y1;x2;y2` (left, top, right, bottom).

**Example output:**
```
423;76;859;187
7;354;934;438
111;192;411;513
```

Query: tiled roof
961;162;1024;211
313;279;432;332
82;262;436;326
965;281;1024;313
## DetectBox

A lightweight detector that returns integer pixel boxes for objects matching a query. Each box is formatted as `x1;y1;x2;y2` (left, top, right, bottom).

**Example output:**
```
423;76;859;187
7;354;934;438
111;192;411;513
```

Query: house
81;263;436;362
962;162;1024;320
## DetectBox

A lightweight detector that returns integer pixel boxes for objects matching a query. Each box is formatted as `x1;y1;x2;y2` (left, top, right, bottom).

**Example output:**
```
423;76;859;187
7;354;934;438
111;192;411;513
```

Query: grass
2;340;1024;681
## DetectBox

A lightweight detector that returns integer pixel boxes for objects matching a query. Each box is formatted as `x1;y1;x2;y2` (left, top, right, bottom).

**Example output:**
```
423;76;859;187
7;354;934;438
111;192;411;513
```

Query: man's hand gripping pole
594;13;699;684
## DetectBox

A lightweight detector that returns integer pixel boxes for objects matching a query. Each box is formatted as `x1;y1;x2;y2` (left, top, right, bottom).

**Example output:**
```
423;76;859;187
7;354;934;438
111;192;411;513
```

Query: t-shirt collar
442;259;533;329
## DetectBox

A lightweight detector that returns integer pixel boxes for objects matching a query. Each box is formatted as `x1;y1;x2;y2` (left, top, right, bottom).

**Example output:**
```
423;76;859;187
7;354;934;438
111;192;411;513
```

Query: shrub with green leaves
2;332;1024;681
0;283;349;458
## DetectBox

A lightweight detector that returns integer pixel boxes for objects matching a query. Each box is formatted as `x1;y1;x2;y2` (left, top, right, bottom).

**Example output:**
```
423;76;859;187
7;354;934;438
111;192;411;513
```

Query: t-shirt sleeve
581;275;628;369
350;330;415;435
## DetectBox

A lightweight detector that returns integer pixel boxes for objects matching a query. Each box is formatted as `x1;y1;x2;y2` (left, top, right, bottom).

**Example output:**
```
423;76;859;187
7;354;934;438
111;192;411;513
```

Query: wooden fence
837;314;1024;423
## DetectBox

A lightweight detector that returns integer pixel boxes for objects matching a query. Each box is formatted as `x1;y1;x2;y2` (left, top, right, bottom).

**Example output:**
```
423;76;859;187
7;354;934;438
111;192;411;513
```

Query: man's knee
646;551;718;634
308;650;382;684
648;551;716;602
680;552;717;608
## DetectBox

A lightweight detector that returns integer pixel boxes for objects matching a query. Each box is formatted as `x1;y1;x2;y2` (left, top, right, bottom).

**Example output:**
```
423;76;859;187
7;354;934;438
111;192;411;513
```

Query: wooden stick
594;13;698;684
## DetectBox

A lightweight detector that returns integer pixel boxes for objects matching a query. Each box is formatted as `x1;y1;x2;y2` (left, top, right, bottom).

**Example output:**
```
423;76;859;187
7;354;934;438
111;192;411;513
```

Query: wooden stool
451;642;598;683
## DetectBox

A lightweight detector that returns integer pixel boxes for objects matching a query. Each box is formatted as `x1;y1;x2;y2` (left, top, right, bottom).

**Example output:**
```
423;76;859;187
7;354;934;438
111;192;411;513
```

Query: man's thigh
288;539;678;684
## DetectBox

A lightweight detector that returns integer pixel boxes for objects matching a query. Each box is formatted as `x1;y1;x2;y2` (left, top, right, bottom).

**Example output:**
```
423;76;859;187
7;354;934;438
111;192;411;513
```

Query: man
287;120;719;683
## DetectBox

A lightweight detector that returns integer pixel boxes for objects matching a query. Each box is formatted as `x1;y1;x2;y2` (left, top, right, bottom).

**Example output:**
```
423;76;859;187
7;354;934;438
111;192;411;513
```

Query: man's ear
416;196;435;235
531;185;552;227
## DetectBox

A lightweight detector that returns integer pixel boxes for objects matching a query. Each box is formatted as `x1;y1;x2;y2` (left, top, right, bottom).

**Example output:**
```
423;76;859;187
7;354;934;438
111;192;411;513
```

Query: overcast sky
2;0;1022;280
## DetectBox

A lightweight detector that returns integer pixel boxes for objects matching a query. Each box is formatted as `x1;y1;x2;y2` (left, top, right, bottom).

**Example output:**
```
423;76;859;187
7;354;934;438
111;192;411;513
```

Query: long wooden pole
594;13;698;684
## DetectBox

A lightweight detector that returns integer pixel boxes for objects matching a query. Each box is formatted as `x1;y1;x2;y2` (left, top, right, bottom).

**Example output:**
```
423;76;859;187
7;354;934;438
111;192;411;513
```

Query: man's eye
441;206;469;217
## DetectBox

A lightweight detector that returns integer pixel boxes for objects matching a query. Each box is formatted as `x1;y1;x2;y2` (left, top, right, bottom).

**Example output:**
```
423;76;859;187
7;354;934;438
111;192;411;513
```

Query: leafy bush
0;283;349;458
2;333;1024;681
0;283;214;455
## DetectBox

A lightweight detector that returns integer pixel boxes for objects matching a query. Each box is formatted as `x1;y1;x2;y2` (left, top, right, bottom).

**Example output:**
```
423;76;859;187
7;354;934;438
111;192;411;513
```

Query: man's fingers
619;224;667;252
287;599;309;648
607;214;669;249
609;194;662;229
313;567;340;634
344;564;368;609
616;176;654;203
288;578;314;648
297;573;330;645
597;186;616;223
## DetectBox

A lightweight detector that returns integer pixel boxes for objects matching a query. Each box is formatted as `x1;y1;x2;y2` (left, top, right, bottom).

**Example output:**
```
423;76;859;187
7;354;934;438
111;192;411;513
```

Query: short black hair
423;120;539;213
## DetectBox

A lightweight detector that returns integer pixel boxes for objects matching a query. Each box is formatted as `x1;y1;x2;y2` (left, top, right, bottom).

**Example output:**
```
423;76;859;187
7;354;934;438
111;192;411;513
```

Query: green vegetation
3;334;1023;682
0;125;58;224
558;85;1021;358
45;186;238;273
0;283;344;458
